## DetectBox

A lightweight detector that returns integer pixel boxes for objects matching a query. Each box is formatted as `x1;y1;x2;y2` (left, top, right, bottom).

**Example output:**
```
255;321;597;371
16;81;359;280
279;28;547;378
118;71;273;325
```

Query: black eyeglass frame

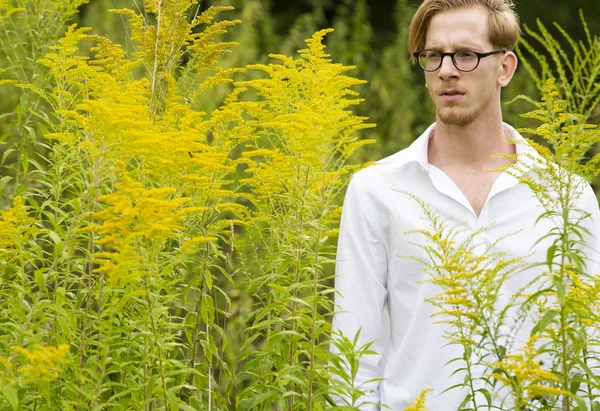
412;49;507;72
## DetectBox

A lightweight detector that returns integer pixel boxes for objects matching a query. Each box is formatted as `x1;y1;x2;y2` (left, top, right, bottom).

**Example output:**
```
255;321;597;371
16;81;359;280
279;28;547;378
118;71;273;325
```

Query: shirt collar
388;122;542;172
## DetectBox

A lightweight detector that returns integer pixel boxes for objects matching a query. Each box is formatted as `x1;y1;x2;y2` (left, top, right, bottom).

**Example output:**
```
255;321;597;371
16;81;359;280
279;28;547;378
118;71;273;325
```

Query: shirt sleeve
331;171;389;410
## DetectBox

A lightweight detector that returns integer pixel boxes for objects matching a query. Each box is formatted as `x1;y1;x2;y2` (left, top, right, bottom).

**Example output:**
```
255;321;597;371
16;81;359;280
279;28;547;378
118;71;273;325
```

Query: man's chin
436;108;475;126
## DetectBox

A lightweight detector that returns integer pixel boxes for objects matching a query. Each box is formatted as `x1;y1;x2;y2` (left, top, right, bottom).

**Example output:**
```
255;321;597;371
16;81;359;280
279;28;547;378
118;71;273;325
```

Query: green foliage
0;0;90;201
0;1;374;409
0;0;598;410
231;29;375;410
516;11;600;123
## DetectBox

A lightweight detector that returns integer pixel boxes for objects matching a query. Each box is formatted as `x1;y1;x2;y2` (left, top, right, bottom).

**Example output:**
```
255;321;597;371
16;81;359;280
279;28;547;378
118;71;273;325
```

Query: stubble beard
436;104;476;126
433;84;496;126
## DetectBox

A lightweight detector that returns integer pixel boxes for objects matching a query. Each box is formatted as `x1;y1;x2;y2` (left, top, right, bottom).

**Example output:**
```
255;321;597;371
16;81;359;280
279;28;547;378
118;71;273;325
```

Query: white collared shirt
333;123;600;410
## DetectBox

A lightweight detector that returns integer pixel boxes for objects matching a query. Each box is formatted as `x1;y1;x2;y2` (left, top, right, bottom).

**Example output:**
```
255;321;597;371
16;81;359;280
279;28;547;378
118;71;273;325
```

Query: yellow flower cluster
491;335;569;408
564;270;600;327
403;388;432;411
416;221;517;341
41;22;244;218
32;6;247;275
0;196;39;264
35;24;99;116
110;1;238;70
80;162;214;286
0;0;24;24
10;344;70;383
109;2;241;118
237;30;374;229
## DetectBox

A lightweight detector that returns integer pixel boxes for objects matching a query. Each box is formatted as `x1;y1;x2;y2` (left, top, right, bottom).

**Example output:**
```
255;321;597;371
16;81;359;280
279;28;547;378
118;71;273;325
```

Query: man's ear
498;51;518;87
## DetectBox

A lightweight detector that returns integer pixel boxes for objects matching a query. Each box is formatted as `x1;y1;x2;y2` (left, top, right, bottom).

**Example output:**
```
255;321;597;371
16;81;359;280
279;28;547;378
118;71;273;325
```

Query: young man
333;0;600;410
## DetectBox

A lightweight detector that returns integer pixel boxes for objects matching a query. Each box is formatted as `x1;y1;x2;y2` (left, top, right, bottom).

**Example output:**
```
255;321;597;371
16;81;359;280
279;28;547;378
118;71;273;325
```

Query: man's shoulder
353;143;420;178
349;148;411;188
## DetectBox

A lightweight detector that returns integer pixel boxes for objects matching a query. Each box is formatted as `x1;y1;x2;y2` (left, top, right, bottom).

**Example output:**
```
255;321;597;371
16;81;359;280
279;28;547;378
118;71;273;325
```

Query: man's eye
456;51;476;59
426;52;441;60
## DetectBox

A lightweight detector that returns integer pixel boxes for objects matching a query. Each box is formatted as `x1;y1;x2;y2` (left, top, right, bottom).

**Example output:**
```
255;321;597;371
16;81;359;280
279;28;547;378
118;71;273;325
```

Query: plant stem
149;0;162;119
288;165;310;411
558;171;572;411
306;200;324;410
143;264;169;409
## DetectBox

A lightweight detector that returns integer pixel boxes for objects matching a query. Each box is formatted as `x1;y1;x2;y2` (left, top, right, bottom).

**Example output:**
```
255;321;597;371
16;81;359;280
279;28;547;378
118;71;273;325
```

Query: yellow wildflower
404;388;432;411
81;162;192;285
491;334;566;405
180;236;219;255
11;344;70;383
0;196;39;263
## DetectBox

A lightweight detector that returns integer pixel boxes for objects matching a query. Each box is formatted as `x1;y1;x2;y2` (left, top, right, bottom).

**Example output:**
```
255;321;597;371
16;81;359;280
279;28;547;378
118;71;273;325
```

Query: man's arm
331;171;389;410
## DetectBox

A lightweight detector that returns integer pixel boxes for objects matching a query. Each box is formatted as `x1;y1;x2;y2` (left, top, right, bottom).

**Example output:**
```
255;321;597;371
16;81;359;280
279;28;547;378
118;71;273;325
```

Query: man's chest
382;183;553;290
380;185;555;343
442;168;504;217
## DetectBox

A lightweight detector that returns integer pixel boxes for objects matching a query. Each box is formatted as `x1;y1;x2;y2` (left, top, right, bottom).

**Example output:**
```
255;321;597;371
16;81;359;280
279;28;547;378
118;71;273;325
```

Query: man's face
424;6;503;126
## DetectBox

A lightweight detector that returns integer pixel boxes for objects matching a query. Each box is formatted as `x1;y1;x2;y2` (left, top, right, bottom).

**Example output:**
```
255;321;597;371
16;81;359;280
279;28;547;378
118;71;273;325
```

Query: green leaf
546;244;557;270
16;93;28;122
494;345;506;361
1;147;16;164
183;311;197;343
477;388;492;408
237;398;253;411
2;388;20;411
463;373;470;386
570;372;584;394
166;390;178;411
184;311;197;328
201;294;215;324
268;283;289;294
0;175;12;193
458;393;472;411
56;286;66;305
34;269;46;292
531;309;558;336
573;395;587;411
204;272;213;289
190;396;203;410
49;230;63;258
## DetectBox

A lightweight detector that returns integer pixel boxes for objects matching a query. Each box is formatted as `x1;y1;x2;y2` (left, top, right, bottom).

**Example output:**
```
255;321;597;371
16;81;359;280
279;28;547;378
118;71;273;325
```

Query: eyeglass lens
419;51;479;72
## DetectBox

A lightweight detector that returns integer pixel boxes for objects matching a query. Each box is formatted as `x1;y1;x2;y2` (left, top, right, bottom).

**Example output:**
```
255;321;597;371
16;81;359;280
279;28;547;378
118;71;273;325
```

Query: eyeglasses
413;49;507;72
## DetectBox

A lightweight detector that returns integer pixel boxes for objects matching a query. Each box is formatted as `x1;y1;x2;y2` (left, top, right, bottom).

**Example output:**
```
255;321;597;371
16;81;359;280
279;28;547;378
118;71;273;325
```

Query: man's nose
438;55;459;77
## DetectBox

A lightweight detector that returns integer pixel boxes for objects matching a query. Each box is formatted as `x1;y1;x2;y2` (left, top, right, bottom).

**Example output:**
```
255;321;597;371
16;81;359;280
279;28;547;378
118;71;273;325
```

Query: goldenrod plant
516;11;600;124
0;1;598;410
403;195;533;410
0;0;245;408
0;0;90;201
0;0;375;409
231;29;375;410
494;78;600;411
404;388;433;411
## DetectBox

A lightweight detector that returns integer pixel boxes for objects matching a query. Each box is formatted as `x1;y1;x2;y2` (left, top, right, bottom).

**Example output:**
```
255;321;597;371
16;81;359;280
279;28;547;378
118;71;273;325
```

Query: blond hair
408;0;520;63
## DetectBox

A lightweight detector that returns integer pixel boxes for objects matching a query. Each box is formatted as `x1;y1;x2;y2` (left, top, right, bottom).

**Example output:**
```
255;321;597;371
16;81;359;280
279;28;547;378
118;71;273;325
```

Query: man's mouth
439;90;464;96
439;90;465;102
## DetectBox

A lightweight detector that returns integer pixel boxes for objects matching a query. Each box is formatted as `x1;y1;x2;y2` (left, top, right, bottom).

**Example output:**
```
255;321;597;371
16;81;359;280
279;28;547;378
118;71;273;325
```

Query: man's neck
427;116;515;173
